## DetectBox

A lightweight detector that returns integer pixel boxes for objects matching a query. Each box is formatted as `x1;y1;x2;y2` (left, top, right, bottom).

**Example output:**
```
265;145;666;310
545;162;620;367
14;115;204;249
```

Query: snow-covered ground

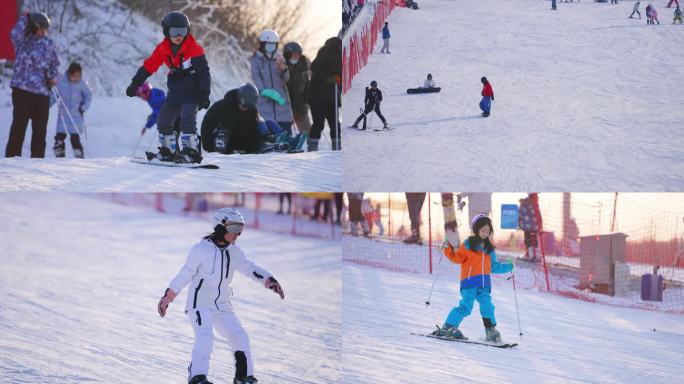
342;0;684;191
0;93;340;191
342;262;684;384
0;193;341;383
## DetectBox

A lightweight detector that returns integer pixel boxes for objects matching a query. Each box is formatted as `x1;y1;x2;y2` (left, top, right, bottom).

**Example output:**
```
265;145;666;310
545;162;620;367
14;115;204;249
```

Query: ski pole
131;128;147;158
424;251;445;307
508;264;523;340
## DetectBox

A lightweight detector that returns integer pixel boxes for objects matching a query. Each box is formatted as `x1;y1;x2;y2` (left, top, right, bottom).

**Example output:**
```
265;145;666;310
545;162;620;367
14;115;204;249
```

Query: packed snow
342;0;684;191
0;193;341;383
342;261;684;384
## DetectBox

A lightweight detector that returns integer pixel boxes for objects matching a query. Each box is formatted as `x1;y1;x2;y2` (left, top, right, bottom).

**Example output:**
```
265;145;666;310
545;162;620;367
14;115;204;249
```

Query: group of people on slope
6;10;341;162
125;11;342;164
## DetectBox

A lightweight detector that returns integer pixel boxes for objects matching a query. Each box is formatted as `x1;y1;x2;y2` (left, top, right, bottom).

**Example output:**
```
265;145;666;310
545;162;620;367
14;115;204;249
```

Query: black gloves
126;83;138;98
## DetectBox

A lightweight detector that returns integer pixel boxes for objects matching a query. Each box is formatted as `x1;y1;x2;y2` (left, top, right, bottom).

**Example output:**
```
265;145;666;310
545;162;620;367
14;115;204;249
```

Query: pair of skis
412;331;518;349
130;152;219;169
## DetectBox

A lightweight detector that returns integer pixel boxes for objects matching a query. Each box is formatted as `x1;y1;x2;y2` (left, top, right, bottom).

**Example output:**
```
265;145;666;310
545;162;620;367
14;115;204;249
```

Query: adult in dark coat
201;84;264;154
284;42;311;136
308;37;342;151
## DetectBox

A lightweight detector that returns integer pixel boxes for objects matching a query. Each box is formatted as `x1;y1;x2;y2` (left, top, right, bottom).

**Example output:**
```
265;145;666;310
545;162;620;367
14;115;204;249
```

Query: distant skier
6;11;59;159
422;73;436;88
50;62;92;159
673;6;683;23
431;215;514;343
350;80;388;130
125;11;211;164
610;0;618;5
380;22;391;54
157;208;285;384
479;76;494;117
134;82;166;136
651;4;661;24
250;29;294;134
201;83;306;154
629;1;642;18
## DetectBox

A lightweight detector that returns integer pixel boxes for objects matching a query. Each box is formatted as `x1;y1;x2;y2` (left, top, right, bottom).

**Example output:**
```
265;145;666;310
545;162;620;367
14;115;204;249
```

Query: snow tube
407;87;441;94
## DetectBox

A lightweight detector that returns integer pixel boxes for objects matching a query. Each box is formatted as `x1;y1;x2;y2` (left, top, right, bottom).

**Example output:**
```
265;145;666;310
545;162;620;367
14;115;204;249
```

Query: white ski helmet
213;208;245;228
259;29;280;43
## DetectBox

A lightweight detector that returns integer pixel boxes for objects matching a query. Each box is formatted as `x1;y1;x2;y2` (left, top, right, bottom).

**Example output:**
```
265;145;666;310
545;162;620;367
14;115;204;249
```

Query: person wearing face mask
249;29;294;135
157;208;285;384
5;11;60;158
283;42;312;136
431;215;514;343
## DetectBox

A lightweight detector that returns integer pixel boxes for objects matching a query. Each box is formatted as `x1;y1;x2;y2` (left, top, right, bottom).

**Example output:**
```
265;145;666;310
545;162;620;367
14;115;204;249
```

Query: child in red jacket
125;11;211;164
479;76;494;117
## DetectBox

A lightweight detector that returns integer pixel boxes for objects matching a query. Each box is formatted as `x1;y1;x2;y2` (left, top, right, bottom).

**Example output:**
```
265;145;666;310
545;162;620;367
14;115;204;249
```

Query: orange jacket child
431;214;513;343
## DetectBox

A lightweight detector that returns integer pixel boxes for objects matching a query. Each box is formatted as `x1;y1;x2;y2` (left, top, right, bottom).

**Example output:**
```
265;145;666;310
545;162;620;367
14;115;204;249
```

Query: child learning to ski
431;214;514;343
479;76;494;117
50;62;92;158
674;6;683;24
157;208;285;384
350;80;388;130
422;73;436;88
125;11;210;164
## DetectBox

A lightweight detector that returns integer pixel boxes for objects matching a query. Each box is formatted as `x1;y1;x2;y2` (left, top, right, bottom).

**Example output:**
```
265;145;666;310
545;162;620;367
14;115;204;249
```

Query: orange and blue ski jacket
443;238;512;290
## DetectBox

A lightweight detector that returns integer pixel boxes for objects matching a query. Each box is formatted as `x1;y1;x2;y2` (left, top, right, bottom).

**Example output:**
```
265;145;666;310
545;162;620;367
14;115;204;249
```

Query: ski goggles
222;222;244;235
168;27;189;38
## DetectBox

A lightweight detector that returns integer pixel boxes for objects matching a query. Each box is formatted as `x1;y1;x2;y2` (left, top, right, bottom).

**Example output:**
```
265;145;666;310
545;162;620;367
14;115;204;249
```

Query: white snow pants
187;307;253;380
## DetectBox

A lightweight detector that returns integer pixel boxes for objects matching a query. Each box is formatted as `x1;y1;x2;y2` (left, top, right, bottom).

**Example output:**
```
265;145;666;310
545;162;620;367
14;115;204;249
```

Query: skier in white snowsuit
157;208;285;384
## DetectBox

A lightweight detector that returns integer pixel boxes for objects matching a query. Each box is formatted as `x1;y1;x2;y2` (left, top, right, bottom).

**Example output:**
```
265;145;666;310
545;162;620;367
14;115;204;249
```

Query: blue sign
500;204;519;229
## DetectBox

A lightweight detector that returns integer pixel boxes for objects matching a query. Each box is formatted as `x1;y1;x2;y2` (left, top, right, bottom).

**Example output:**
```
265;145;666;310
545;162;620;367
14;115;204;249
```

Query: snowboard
407;87;441;94
412;332;518;349
130;156;219;169
441;193;460;247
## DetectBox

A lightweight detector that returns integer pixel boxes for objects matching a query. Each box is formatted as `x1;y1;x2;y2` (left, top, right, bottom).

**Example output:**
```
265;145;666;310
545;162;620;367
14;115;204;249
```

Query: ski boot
178;134;202;164
403;229;423;245
382;122;389;130
485;326;502;343
149;134;177;162
331;138;341;151
189;375;213;384
70;134;84;159
307;138;319;152
233;376;258;384
53;133;67;158
431;324;466;340
481;112;490;117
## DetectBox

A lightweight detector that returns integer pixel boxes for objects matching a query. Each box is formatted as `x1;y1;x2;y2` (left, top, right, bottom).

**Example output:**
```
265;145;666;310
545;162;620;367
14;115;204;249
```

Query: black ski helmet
162;11;190;38
238;83;259;108
370;80;378;87
283;42;303;60
481;76;488;84
28;12;51;32
427;73;432;80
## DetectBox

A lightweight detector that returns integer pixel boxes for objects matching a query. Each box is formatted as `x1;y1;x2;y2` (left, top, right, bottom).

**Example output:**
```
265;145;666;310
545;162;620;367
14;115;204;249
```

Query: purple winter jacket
10;14;60;96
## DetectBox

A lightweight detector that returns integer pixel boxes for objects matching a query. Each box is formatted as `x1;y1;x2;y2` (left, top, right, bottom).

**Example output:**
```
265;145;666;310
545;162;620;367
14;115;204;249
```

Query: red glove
265;277;285;300
157;288;177;317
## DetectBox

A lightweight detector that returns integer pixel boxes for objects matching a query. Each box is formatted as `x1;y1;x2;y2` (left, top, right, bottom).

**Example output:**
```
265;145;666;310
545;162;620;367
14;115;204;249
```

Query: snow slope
0;93;340;191
342;0;684;191
0;194;341;383
343;262;684;384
